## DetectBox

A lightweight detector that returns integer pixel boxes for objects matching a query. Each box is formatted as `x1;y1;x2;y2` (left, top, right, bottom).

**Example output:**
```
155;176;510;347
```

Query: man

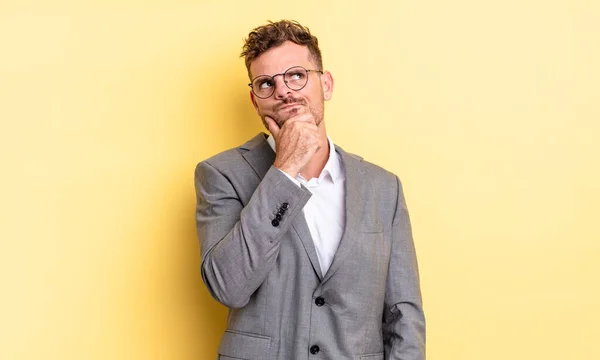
195;20;425;360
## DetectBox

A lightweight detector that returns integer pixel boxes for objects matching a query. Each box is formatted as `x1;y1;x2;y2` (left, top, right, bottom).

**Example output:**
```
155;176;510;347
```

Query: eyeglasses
248;66;323;99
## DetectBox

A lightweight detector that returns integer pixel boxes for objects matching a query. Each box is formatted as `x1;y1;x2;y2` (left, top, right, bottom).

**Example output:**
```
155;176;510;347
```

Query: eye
288;70;306;81
258;79;273;89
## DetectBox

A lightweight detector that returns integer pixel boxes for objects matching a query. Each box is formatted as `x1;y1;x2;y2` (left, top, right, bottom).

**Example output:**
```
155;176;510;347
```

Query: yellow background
1;0;599;359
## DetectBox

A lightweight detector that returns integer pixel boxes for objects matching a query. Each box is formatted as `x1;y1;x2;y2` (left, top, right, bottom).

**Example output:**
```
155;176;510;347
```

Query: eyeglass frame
248;65;324;99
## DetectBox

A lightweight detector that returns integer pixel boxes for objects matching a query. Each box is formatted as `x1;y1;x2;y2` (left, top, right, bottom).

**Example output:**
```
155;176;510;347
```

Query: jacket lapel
292;212;325;280
241;133;276;180
322;146;366;283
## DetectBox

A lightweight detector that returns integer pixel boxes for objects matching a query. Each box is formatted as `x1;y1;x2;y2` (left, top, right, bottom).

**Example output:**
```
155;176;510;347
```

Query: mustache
273;97;306;112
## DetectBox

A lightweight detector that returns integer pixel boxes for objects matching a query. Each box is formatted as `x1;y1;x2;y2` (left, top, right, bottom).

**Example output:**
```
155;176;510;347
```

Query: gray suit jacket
195;133;425;360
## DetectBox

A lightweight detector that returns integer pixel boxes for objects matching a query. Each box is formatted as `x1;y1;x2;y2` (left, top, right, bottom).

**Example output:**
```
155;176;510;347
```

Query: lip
279;103;302;110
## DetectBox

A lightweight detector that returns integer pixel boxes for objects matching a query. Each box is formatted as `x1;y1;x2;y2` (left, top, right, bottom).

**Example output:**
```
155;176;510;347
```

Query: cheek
304;86;323;101
252;99;267;114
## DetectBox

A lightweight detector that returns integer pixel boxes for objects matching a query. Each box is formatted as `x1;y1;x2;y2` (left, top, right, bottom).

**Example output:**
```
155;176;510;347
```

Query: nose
272;74;291;99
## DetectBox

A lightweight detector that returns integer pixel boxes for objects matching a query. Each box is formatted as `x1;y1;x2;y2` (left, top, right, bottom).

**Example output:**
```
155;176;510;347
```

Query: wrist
274;162;299;178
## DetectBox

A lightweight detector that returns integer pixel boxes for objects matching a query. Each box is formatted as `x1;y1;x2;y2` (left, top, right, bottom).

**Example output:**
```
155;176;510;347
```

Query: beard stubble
261;96;324;130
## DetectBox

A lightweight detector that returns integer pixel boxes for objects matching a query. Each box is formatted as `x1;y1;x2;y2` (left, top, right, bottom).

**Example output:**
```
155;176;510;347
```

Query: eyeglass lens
251;66;309;98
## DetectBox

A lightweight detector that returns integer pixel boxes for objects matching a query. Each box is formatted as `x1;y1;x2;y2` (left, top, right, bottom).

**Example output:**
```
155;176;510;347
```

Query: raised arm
195;161;311;308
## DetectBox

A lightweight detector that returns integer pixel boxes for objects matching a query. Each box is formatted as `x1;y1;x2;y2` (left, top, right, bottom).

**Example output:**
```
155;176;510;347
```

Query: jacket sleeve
383;176;426;359
194;160;312;308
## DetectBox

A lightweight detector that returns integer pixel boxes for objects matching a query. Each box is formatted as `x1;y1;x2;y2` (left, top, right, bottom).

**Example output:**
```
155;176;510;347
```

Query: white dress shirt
267;135;346;276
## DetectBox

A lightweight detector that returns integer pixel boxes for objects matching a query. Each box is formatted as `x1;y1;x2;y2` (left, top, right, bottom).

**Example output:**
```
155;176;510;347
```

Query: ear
321;71;334;101
250;91;260;115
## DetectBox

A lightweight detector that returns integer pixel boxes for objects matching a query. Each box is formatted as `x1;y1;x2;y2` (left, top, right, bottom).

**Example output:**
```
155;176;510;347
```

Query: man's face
249;41;333;129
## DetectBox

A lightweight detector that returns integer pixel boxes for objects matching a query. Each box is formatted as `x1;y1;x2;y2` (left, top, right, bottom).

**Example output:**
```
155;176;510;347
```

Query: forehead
249;41;315;78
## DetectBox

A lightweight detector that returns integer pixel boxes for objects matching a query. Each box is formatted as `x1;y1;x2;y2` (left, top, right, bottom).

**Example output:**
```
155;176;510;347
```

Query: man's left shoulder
335;145;400;185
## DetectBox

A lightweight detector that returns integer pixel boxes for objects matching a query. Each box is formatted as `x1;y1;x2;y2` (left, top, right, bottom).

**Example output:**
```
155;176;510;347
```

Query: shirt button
310;345;320;354
315;296;325;306
271;219;279;227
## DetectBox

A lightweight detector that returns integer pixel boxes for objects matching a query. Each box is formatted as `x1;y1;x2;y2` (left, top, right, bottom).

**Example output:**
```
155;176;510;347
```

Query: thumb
264;116;280;137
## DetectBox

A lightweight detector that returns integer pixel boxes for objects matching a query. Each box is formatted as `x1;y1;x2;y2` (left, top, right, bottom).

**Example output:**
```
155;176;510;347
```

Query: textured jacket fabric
194;133;426;360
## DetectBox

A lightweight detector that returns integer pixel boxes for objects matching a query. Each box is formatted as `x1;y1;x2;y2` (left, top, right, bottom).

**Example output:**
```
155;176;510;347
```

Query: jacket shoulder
199;147;245;172
195;133;267;172
338;146;399;184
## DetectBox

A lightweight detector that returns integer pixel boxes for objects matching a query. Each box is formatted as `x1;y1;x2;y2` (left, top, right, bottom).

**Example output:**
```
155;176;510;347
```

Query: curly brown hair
241;20;323;78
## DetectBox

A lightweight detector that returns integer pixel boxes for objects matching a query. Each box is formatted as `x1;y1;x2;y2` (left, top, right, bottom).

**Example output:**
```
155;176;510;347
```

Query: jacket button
309;345;320;354
315;296;325;306
281;202;289;210
275;213;282;221
271;219;279;227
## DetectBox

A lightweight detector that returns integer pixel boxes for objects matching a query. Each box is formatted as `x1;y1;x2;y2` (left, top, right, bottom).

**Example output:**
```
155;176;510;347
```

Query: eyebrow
251;65;310;80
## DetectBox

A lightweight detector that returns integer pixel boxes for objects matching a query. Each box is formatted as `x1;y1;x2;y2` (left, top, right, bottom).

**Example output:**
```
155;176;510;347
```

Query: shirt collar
266;134;343;184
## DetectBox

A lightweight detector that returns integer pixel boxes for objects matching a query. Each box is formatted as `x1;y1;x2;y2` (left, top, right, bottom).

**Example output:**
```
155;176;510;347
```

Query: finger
264;116;280;137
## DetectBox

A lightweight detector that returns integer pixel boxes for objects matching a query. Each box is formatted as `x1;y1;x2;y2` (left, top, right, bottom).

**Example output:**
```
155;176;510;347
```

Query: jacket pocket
217;329;271;360
359;352;384;360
